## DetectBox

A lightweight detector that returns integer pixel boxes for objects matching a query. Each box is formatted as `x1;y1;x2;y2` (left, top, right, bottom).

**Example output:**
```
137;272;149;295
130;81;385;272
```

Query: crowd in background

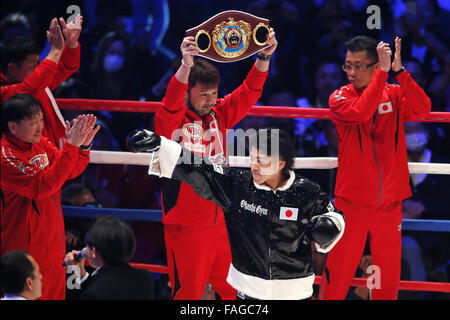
1;0;449;299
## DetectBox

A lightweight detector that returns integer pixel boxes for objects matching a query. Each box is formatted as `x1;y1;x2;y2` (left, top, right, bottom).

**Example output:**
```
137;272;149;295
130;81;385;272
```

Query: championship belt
186;10;270;63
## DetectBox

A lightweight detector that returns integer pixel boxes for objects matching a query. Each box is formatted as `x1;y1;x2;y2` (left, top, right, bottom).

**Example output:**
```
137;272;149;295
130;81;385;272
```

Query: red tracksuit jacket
1;43;81;149
155;65;268;226
1;134;90;300
330;69;431;205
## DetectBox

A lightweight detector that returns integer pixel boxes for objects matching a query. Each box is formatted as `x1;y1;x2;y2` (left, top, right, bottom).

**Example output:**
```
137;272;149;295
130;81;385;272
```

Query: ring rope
126;263;450;293
89;151;450;175
56;98;450;122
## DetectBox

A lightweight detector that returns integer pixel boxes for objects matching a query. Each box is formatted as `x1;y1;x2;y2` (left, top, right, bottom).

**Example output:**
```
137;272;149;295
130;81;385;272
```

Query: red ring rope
129;263;450;293
56;98;450;122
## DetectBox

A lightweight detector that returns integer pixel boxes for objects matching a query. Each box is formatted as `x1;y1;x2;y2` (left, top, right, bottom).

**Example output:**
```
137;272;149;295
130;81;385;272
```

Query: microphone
63;247;88;267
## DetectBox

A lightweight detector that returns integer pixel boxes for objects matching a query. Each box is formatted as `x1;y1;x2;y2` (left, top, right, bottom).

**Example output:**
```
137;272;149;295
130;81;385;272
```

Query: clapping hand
376;41;392;73
392;37;402;72
47;18;65;51
59;14;83;49
65;114;100;148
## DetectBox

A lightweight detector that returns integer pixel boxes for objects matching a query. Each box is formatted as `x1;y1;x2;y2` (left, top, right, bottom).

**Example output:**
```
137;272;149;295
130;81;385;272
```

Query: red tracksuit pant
320;197;403;300
164;219;237;300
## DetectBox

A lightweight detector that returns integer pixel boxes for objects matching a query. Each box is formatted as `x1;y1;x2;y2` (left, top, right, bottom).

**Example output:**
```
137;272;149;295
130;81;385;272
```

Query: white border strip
89;151;450;175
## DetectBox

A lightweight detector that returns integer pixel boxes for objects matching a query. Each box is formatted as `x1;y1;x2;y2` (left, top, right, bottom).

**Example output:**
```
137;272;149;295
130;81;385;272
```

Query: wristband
181;59;194;68
392;67;405;77
80;143;92;151
257;52;272;61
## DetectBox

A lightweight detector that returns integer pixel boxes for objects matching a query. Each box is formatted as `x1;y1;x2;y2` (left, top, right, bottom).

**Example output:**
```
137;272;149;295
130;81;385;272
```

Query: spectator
80;120;123;208
0;250;42;301
62;183;100;208
1;15;84;150
265;86;297;138
295;57;344;157
1;94;100;300
63;216;155;300
396;0;450;75
61;183;101;252
91;31;139;101
299;120;339;199
53;78;91;122
90;31;149;149
0;12;33;43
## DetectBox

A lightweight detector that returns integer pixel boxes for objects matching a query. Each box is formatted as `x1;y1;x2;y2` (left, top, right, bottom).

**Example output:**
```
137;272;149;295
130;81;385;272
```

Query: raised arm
391;37;431;120
126;129;234;208
154;36;199;138
49;15;83;90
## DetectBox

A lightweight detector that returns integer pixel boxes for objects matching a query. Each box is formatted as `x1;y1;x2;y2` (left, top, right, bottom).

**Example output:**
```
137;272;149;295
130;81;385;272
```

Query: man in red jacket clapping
320;36;431;300
1;94;100;300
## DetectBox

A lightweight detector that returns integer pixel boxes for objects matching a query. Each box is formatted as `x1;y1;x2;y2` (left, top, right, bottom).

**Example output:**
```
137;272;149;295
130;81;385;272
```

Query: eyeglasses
341;61;378;72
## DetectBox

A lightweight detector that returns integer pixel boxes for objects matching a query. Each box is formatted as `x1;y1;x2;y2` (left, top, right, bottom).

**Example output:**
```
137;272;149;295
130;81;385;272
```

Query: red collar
0;71;14;86
2;133;34;151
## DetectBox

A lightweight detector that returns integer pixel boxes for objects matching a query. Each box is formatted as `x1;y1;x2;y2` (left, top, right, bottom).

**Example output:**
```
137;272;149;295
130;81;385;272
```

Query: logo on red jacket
378;101;393;114
279;206;298;221
182;123;206;153
183;123;204;139
29;154;49;170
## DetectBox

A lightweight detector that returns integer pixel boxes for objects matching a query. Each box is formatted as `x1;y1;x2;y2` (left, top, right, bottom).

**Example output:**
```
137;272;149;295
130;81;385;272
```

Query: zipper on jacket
357;125;363;153
52;195;65;258
371;115;382;204
267;192;278;280
31;200;41;217
213;204;218;224
394;109;400;152
28;150;42;217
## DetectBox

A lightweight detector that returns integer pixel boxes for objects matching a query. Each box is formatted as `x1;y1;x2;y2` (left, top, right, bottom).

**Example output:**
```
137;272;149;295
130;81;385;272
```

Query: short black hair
1;35;39;72
0;12;31;41
61;183;93;206
251;128;295;177
345;35;378;63
188;58;220;88
85;216;136;265
0;250;35;295
1;94;43;134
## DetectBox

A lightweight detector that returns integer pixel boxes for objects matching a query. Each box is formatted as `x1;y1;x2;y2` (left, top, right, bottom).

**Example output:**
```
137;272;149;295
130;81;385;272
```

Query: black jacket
80;263;154;300
165;147;345;299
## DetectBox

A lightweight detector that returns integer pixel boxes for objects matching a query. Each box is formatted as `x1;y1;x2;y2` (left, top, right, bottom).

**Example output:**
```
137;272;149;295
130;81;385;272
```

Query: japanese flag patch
279;207;298;221
378;101;393;114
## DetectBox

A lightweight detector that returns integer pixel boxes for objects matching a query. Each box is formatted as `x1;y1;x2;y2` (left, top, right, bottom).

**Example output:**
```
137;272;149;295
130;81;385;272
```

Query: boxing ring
57;98;450;295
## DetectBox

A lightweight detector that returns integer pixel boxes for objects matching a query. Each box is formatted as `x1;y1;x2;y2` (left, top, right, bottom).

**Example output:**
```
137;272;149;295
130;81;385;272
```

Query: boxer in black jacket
127;128;345;300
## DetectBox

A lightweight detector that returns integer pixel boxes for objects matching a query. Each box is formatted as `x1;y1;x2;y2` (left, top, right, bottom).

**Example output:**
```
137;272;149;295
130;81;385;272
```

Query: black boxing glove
126;129;161;153
307;215;341;247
